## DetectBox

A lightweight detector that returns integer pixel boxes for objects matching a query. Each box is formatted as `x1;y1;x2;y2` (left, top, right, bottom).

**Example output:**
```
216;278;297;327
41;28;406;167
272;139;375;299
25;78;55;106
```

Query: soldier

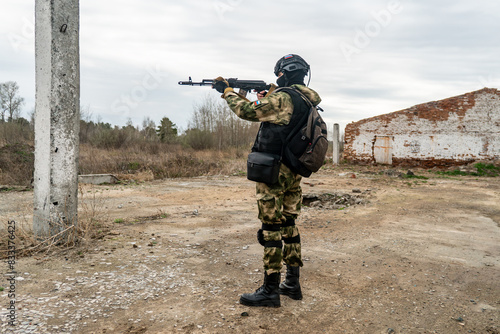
213;54;321;307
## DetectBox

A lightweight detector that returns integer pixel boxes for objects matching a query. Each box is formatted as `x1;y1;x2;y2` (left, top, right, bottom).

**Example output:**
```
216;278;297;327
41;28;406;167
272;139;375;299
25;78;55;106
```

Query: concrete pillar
332;123;340;165
34;0;80;240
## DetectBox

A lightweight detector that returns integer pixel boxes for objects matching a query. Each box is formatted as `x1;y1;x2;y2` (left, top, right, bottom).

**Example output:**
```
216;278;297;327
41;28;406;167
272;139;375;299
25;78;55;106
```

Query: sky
1;0;499;135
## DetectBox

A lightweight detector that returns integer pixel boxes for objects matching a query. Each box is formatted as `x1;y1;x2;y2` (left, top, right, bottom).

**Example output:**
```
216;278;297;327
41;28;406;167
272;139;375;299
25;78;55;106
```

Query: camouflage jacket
223;85;321;125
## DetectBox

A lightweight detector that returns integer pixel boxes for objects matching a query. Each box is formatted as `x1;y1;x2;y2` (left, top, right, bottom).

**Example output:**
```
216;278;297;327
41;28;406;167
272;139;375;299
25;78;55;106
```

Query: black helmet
274;54;310;77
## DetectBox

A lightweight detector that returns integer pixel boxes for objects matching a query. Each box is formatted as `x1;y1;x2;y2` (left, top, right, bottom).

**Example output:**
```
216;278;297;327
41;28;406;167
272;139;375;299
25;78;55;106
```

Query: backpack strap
274;87;313;109
270;87;315;159
285;88;325;142
276;87;314;142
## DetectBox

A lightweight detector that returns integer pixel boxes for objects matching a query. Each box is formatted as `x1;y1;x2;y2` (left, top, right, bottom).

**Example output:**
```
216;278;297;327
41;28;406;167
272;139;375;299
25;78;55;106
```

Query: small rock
241;312;249;317
352;188;361;193
384;170;402;177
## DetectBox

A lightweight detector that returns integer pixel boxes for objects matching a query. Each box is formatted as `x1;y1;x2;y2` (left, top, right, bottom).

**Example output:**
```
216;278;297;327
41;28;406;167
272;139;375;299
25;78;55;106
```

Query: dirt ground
1;165;499;333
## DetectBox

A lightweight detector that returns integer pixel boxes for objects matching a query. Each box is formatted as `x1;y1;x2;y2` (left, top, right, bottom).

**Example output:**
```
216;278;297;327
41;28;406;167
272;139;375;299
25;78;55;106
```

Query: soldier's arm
223;90;294;125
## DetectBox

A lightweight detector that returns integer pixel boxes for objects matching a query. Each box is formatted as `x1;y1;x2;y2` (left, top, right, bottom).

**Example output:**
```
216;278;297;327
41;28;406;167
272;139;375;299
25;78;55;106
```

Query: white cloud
0;0;498;132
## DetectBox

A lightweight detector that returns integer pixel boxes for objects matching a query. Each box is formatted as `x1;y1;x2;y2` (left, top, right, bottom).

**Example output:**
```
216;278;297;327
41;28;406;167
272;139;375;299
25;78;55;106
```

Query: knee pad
257;229;265;246
282;218;300;244
257;223;283;248
282;218;296;227
283;234;301;244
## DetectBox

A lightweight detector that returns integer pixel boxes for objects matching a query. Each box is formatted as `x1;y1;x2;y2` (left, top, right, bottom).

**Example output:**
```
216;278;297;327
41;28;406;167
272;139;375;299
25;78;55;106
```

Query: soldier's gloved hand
257;91;267;100
213;77;229;93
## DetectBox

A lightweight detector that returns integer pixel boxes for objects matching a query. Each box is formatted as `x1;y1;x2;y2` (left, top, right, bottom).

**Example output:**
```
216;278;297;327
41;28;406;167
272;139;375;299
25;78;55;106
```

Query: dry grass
0;142;249;186
0;183;112;259
78;143;248;180
0;143;34;187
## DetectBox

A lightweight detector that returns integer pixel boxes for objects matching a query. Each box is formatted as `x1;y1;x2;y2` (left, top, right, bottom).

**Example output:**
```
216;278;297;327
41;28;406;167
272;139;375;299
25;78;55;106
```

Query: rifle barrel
178;79;213;86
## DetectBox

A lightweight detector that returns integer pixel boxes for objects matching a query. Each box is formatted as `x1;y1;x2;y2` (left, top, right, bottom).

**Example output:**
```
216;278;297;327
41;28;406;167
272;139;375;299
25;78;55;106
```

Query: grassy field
0;142;249;187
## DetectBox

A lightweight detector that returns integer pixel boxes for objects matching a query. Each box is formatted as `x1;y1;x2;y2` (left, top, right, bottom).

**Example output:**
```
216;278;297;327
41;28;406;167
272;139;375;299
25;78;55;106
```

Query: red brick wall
344;88;500;166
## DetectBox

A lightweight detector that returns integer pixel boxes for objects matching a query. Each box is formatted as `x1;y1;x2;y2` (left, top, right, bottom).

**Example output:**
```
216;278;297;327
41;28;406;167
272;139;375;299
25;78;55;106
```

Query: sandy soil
1;165;499;333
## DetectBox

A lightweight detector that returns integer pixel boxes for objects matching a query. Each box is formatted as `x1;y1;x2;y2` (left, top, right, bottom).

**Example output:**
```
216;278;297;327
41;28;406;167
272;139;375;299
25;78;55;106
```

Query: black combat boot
279;265;302;300
240;272;281;307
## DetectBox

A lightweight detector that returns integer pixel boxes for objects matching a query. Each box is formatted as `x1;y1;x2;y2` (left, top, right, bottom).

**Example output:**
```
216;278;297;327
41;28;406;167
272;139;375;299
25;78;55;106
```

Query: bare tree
0;81;25;122
189;93;218;132
141;116;157;141
187;94;259;150
80;104;93;122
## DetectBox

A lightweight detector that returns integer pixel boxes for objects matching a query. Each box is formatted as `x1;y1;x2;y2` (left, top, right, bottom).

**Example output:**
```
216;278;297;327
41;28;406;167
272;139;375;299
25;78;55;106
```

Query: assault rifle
178;77;275;97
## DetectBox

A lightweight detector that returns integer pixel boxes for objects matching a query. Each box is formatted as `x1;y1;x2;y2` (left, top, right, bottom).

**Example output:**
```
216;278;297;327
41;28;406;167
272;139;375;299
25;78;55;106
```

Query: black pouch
247;152;281;184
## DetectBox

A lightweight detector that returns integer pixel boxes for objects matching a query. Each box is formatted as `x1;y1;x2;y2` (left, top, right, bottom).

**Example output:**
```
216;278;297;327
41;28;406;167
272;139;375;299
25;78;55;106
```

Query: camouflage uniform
223;85;321;275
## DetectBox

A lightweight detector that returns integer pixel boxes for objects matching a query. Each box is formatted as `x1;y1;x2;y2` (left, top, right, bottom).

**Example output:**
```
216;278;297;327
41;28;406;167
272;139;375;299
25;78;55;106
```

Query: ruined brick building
343;88;500;167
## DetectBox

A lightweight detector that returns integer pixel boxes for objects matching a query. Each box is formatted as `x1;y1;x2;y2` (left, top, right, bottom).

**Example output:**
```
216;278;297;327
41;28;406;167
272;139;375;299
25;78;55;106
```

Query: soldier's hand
213;76;229;93
257;91;267;100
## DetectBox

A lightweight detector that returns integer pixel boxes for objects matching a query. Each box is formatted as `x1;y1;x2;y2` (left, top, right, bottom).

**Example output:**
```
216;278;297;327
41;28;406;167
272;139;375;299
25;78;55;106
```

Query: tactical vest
251;87;310;167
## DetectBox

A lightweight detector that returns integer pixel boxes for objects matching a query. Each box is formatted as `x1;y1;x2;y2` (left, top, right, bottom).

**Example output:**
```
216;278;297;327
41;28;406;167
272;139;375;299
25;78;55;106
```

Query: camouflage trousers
256;164;303;275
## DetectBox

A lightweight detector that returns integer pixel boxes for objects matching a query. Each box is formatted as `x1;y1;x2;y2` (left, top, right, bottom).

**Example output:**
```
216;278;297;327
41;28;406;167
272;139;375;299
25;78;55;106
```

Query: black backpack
280;87;328;177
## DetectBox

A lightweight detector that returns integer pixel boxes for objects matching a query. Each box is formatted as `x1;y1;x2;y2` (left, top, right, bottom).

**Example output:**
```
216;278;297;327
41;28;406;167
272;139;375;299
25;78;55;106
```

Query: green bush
436;163;500;177
474;163;500;177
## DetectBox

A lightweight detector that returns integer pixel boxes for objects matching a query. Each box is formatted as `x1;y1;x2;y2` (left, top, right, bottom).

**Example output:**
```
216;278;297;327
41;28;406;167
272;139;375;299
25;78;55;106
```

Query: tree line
0;81;259;151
